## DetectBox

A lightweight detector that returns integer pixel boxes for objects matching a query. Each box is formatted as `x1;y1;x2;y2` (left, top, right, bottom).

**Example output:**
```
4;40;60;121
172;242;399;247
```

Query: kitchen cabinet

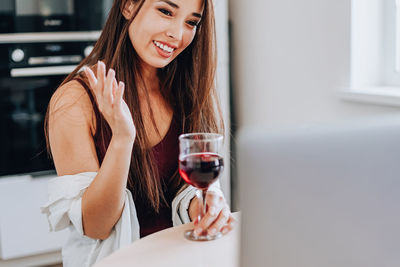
0;175;67;264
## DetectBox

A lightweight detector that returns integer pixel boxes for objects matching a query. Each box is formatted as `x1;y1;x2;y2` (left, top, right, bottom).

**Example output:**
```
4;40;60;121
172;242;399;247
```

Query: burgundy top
135;114;180;237
75;78;180;238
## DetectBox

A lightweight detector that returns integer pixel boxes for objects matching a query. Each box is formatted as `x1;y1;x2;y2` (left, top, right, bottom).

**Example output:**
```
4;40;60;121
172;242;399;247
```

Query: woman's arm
49;63;135;240
81;135;133;240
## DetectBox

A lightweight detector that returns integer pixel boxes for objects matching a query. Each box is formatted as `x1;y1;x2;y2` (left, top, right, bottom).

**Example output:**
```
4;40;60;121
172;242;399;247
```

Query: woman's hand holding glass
189;192;236;237
84;61;136;141
179;133;235;241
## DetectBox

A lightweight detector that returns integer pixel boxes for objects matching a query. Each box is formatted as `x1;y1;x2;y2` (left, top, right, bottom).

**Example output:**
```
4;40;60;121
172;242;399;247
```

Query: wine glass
178;133;224;241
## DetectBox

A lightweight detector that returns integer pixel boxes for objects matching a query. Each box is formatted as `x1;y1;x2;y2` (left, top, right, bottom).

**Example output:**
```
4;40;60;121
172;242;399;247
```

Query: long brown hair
45;0;224;212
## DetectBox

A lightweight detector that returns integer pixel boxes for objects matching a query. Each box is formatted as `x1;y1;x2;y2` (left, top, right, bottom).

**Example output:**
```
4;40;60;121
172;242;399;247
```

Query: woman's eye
158;8;172;16
187;21;199;27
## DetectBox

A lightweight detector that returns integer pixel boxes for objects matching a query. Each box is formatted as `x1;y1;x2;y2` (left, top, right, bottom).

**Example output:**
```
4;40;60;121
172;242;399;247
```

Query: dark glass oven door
0;75;63;177
0;0;113;33
0;0;14;33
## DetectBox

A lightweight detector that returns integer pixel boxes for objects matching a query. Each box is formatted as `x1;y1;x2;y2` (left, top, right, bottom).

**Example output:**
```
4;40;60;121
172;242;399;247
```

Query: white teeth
154;41;174;53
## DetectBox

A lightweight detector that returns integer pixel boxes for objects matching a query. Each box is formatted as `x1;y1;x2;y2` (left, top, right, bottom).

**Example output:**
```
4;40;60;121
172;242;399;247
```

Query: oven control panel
8;42;94;68
0;41;95;77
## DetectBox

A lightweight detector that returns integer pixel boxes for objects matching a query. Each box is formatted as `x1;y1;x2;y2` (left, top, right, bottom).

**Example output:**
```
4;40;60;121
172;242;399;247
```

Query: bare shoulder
49;79;95;132
48;79;100;175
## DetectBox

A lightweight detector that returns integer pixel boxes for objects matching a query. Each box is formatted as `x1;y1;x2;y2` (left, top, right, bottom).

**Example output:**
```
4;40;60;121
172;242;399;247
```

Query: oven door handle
10;65;80;77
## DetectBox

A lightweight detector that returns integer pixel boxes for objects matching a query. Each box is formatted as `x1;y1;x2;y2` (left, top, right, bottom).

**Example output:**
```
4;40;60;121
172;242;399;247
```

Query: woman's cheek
172;31;196;59
182;29;196;48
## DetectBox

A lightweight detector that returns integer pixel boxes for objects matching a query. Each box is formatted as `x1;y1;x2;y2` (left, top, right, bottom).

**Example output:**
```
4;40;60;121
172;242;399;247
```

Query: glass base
184;229;222;241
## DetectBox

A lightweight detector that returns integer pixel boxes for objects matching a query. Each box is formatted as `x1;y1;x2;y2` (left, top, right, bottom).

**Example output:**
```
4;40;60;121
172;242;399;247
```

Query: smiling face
124;0;204;70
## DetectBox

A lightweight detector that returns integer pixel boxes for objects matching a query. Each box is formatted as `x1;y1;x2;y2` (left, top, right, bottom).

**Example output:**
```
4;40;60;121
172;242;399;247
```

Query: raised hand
84;61;136;142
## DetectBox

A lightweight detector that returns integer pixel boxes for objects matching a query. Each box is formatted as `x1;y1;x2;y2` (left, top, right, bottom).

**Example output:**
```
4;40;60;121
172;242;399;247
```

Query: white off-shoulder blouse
41;172;223;267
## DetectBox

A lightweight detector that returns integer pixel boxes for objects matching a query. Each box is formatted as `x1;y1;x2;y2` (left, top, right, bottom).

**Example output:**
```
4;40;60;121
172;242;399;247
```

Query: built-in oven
0;0;113;178
0;40;97;178
0;0;112;33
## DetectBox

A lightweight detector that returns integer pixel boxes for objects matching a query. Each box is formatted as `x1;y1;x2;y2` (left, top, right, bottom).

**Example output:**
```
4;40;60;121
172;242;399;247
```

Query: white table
94;212;240;267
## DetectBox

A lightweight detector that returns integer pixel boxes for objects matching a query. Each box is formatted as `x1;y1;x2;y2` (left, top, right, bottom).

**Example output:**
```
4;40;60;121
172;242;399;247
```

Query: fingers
112;79;118;99
115;81;125;108
105;68;115;104
220;215;236;235
83;66;97;91
194;193;225;236
84;61;124;109
207;206;231;236
97;61;106;93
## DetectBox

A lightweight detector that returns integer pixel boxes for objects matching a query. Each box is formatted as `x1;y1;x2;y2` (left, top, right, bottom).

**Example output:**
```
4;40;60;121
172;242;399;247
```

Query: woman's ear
122;1;135;20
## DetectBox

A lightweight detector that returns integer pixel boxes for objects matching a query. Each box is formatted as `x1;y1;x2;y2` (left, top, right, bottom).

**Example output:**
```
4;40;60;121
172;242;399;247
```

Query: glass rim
179;132;223;142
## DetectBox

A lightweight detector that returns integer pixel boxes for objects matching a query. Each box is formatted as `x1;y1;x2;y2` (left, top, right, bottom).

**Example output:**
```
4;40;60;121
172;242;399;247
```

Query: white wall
230;0;400;131
214;0;231;204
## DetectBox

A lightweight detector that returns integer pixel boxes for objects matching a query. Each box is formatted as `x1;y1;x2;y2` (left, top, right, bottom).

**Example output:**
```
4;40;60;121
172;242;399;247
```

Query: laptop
237;115;400;267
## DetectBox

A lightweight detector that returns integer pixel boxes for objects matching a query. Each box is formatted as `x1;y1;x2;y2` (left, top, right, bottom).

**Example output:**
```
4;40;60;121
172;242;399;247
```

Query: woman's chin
144;55;176;69
153;60;173;69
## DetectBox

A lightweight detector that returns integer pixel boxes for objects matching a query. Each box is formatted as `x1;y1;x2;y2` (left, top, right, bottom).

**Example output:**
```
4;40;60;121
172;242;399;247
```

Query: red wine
179;153;224;190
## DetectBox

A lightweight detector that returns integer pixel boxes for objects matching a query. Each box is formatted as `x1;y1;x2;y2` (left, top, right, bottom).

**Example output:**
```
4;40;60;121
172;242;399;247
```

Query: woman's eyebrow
158;0;179;8
157;0;202;18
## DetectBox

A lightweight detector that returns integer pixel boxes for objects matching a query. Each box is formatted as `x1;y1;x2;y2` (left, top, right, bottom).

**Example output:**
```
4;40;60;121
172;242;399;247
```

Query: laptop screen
238;116;400;267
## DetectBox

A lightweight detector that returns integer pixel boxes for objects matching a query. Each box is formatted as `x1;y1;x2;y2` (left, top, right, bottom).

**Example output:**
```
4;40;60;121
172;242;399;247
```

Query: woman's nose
166;22;184;41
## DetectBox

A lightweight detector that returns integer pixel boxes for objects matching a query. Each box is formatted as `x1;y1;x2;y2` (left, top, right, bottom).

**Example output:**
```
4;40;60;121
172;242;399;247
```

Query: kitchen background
0;0;229;266
1;0;399;266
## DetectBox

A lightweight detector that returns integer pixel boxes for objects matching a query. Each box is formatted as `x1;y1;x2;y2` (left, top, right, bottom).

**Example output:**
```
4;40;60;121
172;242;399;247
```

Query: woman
41;0;235;266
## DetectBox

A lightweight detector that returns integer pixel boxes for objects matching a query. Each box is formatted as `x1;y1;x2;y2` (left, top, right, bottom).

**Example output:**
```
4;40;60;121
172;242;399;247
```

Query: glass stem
201;189;207;217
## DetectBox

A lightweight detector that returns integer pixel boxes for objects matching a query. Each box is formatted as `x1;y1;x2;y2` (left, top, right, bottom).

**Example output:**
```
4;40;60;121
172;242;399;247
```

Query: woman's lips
153;41;175;58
